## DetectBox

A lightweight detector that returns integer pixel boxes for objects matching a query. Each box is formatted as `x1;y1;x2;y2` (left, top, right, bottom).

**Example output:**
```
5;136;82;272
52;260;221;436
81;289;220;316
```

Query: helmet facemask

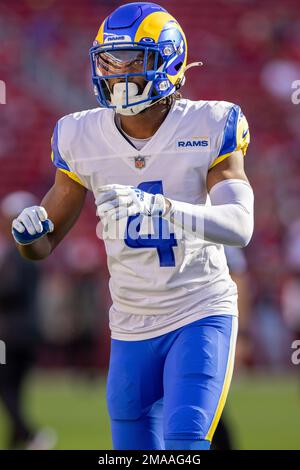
90;42;179;115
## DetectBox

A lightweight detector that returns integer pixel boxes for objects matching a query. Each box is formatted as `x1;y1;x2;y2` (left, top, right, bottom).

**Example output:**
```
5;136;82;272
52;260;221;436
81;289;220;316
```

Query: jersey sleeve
51;121;85;187
209;104;250;169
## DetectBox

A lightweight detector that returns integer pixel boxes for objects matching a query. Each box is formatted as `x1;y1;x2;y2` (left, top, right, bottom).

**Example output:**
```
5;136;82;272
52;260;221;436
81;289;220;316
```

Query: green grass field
0;372;299;450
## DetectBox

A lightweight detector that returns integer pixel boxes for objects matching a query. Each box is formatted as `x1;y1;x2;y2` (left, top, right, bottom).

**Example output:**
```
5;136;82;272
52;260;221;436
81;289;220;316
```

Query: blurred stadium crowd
1;0;300;375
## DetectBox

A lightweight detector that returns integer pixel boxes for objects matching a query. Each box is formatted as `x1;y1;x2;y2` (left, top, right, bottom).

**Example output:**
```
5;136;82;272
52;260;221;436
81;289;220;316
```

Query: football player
12;2;254;450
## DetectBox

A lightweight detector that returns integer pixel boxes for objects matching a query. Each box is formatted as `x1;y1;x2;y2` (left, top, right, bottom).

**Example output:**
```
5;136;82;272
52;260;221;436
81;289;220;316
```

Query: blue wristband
12;219;52;245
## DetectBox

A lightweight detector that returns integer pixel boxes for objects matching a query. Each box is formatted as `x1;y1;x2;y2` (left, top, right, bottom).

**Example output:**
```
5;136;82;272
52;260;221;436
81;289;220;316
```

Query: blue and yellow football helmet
89;2;188;115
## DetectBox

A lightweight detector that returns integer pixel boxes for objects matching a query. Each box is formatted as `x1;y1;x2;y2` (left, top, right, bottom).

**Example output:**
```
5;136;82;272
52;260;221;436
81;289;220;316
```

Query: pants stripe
205;316;238;442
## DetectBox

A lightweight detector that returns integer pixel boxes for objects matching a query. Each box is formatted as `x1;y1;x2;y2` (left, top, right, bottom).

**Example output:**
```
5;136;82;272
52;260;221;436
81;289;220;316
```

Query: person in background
212;246;252;450
0;191;56;449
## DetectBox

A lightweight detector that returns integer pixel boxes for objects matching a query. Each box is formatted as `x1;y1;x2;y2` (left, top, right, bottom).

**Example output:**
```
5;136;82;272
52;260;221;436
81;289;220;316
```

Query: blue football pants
106;314;238;450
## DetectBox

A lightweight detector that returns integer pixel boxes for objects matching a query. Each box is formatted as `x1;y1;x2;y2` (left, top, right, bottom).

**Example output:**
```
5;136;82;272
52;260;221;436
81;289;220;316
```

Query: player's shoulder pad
56;107;109;151
185;99;237;125
212;101;249;158
51;108;103;173
199;100;250;169
202;100;236;121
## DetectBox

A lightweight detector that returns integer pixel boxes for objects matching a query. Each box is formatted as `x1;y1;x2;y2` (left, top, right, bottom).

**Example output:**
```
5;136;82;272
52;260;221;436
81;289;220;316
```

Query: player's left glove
12;206;54;245
96;184;167;220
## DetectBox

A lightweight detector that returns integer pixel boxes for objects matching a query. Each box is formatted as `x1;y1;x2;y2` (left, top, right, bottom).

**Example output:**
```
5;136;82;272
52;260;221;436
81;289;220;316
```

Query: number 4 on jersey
125;181;177;267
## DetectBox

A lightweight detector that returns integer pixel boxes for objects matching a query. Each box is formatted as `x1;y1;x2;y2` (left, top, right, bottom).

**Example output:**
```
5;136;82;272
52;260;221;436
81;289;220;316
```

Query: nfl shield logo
135;156;145;169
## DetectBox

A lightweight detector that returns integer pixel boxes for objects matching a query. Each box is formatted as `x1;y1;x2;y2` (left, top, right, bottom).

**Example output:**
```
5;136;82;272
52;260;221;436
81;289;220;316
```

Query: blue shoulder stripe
217;105;240;157
51;122;70;171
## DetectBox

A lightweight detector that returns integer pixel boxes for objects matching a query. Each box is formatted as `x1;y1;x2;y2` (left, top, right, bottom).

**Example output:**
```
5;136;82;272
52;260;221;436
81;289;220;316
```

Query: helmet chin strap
110;81;155;116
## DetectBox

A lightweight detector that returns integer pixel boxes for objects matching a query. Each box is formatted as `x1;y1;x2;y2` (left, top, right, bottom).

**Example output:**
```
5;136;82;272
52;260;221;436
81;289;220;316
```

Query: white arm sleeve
168;179;254;247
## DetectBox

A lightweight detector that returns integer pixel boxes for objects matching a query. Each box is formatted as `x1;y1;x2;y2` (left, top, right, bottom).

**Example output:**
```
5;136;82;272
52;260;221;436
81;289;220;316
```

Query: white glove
95;184;167;221
12;206;54;245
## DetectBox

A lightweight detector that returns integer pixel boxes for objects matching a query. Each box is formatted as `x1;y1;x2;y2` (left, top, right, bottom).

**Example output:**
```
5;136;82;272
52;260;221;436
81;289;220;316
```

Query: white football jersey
51;98;250;340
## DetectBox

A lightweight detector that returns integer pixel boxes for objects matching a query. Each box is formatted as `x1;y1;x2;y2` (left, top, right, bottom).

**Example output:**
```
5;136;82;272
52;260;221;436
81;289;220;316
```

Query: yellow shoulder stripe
51;151;85;187
58;168;86;187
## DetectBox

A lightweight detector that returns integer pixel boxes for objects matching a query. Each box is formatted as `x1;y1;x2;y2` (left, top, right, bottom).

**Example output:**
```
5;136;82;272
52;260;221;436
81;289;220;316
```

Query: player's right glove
12;206;54;245
96;184;167;221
